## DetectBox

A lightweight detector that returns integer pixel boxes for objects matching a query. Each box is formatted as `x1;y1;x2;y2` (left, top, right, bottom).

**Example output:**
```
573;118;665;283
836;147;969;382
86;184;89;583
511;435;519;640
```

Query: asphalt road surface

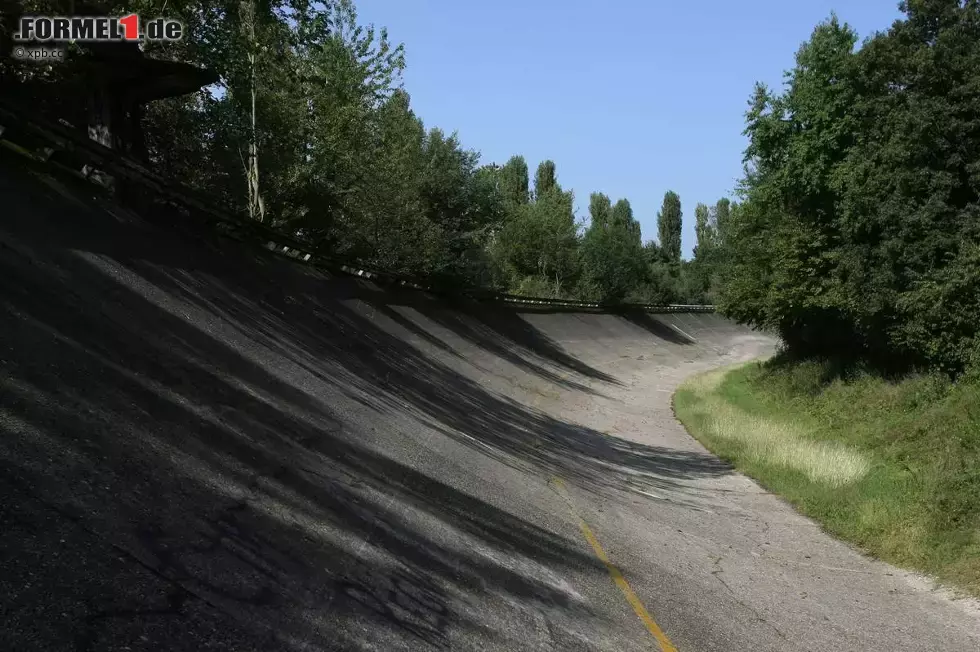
1;150;978;651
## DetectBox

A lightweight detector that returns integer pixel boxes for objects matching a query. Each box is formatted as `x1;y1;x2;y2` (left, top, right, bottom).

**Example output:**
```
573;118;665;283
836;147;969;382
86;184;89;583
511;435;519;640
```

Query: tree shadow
3;155;619;395
0;149;734;649
385;297;619;395
614;310;696;345
0;251;597;650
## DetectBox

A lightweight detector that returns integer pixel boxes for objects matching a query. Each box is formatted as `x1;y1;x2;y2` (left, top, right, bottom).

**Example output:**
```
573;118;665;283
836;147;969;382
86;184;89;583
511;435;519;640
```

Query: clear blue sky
357;0;905;259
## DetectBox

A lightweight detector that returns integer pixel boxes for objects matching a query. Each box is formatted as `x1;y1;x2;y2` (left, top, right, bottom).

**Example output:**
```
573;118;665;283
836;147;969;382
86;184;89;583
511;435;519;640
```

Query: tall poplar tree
657;191;683;262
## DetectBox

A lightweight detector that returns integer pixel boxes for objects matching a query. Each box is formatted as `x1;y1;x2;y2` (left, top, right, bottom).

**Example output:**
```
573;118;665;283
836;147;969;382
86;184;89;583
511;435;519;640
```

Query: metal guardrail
0;99;716;314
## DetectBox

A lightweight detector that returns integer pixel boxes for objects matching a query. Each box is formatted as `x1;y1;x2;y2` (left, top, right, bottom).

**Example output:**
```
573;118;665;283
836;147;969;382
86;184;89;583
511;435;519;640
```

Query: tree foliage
657;191;683;263
721;3;980;375
533;160;558;199
499;155;530;210
589;192;613;229
496;173;578;297
4;0;765;309
693;203;714;261
579;195;645;302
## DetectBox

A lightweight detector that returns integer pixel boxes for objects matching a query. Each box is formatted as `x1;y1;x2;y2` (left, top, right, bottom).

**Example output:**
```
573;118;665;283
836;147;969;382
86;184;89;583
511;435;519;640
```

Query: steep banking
0;151;773;651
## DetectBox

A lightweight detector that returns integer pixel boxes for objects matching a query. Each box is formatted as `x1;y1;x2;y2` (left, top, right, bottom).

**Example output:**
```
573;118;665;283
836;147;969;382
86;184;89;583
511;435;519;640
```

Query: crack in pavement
710;555;793;645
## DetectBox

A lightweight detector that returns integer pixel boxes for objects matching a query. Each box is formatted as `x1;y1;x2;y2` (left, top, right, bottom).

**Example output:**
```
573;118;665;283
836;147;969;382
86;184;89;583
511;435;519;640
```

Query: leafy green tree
657;191;683;263
712;198;732;248
638;258;679;305
416;127;503;286
579;195;645;302
297;2;405;250
723;19;858;354
611;199;642;245
722;3;980;374
721;16;862;358
693;203;715;261
838;0;980;372
1;0;728;307
359;88;425;268
497;183;579;297
534;160;558;199
589;192;612;228
499;155;530;211
579;224;642;302
642;240;664;265
689;202;717;299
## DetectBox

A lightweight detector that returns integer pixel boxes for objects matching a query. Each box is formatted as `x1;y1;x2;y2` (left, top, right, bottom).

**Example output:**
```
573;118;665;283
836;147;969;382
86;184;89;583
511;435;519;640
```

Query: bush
722;6;980;377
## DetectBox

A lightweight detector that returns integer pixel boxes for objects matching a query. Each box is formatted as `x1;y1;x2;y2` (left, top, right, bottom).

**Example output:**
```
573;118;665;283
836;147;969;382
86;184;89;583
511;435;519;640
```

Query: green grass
674;357;980;597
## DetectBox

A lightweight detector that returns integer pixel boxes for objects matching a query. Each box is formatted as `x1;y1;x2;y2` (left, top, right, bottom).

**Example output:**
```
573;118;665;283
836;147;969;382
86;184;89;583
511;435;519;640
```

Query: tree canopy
657;191;683;264
720;2;980;375
5;0;975;375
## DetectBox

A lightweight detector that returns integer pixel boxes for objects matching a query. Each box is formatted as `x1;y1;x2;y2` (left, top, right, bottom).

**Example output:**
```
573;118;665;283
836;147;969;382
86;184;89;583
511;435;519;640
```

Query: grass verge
674;356;980;597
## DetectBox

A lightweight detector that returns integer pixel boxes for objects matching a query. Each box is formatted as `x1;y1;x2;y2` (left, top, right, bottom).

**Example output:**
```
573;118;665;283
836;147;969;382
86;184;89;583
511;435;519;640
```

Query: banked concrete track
1;150;978;652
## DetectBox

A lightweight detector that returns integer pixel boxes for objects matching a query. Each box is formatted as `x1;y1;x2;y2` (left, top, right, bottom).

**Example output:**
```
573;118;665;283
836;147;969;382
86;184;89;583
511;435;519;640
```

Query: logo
14;15;183;43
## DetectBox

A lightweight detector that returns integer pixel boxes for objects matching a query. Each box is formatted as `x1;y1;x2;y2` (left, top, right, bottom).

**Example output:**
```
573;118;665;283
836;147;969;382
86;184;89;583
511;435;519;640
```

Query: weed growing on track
675;359;980;598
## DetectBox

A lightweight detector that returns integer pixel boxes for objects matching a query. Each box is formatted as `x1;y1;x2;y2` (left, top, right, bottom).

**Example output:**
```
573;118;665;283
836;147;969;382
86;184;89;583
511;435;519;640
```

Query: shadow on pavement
0;152;732;650
616;310;696;345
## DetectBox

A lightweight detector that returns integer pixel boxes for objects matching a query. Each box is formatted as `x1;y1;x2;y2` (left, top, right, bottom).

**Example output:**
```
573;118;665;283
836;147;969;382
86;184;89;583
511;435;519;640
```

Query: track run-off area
1;151;978;651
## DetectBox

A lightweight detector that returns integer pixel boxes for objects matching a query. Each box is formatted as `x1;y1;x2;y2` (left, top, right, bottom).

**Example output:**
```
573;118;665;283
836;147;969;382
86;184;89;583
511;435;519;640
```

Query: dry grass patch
674;358;980;598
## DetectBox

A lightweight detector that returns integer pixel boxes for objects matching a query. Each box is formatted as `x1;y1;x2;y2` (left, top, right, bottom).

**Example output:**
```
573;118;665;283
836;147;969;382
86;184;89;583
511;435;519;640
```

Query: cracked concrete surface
1;150;979;651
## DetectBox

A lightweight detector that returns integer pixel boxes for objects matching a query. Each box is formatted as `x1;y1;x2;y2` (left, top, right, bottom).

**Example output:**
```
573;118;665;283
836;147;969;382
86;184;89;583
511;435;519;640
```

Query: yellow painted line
551;478;679;652
1;139;39;159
